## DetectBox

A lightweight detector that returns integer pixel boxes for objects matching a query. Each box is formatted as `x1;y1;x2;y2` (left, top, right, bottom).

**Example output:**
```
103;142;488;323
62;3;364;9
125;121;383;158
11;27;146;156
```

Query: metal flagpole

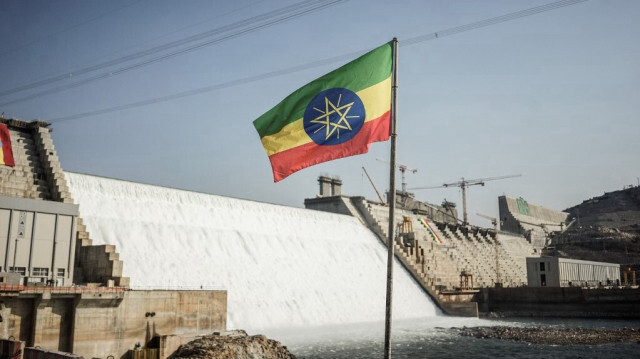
384;37;398;359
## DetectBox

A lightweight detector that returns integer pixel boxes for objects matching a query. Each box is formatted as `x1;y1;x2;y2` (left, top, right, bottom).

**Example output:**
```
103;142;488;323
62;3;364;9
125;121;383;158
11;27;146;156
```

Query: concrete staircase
348;199;538;316
73;217;130;287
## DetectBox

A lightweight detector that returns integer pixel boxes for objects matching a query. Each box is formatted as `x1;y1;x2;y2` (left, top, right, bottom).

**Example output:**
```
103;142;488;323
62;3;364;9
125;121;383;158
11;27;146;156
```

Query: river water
279;317;640;359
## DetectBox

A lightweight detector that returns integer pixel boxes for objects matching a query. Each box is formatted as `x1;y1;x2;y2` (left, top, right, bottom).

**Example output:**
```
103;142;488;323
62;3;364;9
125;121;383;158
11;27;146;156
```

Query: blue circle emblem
303;88;365;145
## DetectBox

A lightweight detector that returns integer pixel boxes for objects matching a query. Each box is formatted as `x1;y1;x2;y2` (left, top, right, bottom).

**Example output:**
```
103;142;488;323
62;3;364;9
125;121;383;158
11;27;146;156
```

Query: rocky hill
547;226;640;268
564;186;640;233
546;186;640;269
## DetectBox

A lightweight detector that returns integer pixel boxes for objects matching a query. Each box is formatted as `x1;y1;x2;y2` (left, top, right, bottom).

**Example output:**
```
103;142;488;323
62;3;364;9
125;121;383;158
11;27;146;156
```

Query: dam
65;172;439;332
1;118;439;357
3;117;637;358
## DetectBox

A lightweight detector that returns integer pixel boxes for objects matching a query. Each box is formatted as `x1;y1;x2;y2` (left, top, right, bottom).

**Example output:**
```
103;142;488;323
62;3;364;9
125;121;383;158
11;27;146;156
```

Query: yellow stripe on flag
260;76;391;156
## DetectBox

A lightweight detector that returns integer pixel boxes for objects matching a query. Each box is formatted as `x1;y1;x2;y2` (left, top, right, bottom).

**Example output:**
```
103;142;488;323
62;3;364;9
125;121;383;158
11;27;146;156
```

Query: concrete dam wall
65;173;438;332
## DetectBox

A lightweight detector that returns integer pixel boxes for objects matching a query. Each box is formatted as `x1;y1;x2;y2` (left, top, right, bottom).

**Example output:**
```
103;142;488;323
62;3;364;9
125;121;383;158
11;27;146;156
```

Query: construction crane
409;174;521;226
376;158;417;194
476;212;499;232
361;167;385;203
477;212;502;287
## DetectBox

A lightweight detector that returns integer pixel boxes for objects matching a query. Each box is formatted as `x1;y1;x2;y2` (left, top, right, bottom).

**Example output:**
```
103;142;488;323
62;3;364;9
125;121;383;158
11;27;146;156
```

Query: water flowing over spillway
66;172;438;331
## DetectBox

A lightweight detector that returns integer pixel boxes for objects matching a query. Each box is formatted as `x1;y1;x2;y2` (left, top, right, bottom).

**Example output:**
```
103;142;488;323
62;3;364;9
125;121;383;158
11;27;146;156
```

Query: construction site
1;117;639;358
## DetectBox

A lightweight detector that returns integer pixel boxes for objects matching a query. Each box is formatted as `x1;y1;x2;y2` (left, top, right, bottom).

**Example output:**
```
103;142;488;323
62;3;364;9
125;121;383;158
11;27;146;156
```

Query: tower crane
409;174;521;226
376;158;417;194
476;212;500;232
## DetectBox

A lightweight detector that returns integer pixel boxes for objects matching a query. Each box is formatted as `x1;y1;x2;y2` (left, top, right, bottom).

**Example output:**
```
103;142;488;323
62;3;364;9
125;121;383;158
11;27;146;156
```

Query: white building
526;257;620;287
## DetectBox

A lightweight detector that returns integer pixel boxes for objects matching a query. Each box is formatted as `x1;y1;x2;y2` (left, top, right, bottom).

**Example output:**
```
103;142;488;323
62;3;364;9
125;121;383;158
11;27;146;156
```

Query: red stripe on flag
0;124;15;167
268;111;391;182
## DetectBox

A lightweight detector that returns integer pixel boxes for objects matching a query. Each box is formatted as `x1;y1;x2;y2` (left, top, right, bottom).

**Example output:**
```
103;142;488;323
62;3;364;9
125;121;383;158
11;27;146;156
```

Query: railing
0;284;227;294
0;284;126;294
128;286;226;291
0;284;24;292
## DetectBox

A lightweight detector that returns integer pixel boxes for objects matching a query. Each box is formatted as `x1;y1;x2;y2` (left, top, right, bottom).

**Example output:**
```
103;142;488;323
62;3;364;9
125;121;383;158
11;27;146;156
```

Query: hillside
564;186;640;233
546;186;640;269
547;226;640;268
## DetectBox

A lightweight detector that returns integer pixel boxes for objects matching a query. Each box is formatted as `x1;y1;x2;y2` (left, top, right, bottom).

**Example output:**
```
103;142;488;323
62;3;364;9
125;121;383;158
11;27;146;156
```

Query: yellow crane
409;174;521;226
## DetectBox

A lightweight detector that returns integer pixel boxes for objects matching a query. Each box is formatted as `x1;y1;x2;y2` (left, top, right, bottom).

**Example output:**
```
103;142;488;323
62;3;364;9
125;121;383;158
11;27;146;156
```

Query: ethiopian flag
418;218;442;244
0;124;15;167
254;41;393;182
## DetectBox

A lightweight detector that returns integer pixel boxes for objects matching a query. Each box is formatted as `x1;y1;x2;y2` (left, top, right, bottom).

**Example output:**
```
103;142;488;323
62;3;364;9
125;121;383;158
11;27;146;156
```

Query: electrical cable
2;0;345;107
94;0;267;66
0;0;144;58
0;0;345;99
404;0;587;45
50;50;366;123
43;0;588;124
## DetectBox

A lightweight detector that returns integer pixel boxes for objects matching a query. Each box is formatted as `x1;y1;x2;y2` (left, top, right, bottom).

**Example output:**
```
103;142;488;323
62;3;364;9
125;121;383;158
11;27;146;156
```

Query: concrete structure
1;118;229;358
477;286;640;318
306;180;640;320
0;287;226;357
526;257;621;288
305;190;539;317
0;195;78;286
394;191;458;223
317;175;342;197
499;195;570;249
66;172;437;331
0;118;127;287
0;119;72;203
306;177;458;225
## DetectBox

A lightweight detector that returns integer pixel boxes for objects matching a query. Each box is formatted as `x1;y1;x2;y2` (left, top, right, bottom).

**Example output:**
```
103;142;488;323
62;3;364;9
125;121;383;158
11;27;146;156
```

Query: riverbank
455;326;640;345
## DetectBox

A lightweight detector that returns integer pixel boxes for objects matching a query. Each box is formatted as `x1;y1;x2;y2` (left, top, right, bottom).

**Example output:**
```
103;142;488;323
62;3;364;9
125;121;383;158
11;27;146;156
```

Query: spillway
65;172;438;332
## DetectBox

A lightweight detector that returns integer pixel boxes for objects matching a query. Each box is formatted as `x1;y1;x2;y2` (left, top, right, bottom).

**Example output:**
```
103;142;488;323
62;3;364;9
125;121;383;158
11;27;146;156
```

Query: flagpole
384;37;398;359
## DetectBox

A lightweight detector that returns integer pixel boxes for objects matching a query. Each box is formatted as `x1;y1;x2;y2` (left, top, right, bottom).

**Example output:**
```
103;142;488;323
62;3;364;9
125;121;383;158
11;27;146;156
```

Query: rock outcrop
170;330;296;359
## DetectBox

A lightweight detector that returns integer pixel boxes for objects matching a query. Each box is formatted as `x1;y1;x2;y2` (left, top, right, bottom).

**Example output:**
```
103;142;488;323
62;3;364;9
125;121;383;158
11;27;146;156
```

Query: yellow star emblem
310;93;360;140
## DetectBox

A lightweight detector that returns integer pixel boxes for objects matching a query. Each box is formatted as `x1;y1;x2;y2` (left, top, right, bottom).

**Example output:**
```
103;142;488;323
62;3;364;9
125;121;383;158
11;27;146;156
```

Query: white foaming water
66;172;439;332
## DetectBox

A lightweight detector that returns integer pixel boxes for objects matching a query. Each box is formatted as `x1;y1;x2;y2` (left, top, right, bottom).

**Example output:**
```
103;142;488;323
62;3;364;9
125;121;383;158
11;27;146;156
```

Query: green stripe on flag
254;41;393;138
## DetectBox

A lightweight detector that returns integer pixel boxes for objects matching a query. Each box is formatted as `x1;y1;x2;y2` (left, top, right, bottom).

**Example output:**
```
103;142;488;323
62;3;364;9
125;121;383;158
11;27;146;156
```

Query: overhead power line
46;0;588;124
0;0;347;102
96;0;267;66
404;0;587;45
0;0;144;58
49;50;366;123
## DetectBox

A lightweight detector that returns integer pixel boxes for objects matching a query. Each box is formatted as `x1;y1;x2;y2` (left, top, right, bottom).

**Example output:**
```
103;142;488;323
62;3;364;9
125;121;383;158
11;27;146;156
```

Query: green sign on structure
517;197;530;215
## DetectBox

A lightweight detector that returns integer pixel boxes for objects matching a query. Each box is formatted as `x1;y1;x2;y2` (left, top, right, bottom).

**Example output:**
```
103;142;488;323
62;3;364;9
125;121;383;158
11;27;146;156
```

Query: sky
1;0;639;227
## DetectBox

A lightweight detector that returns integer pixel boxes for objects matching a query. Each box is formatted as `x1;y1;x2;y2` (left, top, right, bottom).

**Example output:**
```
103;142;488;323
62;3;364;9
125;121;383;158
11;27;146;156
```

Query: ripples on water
275;317;640;359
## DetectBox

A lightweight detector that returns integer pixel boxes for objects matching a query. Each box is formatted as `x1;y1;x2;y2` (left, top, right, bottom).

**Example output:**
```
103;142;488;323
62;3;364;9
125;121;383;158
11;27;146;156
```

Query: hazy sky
1;0;638;226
